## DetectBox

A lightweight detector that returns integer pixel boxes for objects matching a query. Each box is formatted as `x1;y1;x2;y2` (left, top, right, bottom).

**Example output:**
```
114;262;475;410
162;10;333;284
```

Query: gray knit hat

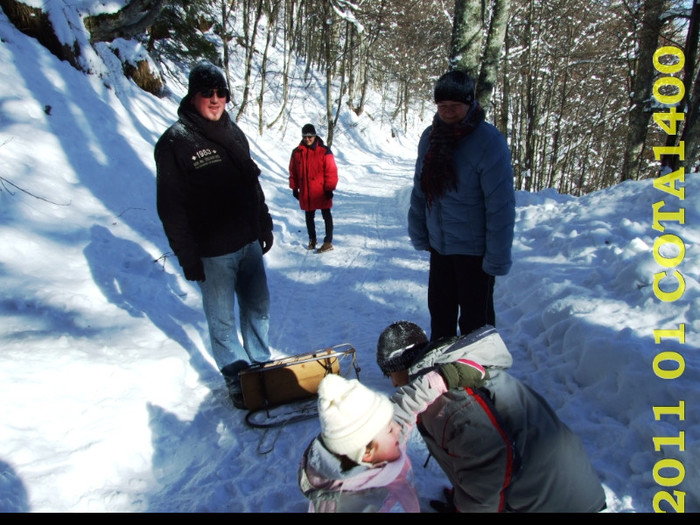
376;321;429;374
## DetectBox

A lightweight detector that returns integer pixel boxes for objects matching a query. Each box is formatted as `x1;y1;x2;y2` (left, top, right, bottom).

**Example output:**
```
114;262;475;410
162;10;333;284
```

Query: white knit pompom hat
318;374;394;465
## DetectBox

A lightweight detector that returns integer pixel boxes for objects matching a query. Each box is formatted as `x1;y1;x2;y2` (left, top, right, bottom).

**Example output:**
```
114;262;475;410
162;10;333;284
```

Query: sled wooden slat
239;344;357;412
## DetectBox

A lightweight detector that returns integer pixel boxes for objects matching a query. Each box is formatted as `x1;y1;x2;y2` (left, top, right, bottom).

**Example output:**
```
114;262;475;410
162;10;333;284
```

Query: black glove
292;189;299;200
439;359;489;390
325;190;334;199
183;261;205;282
259;230;274;254
430;487;457;513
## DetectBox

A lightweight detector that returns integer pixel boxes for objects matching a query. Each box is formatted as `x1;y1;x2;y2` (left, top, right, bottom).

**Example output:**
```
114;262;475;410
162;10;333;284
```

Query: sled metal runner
242;343;360;429
245;397;320;429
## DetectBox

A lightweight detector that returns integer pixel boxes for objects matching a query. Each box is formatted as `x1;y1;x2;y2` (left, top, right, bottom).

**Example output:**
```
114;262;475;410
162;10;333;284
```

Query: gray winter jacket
407;109;515;276
392;326;607;513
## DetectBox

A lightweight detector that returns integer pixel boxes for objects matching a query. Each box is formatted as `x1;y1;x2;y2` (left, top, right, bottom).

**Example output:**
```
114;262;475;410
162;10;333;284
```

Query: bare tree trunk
450;0;484;78
258;25;272;135
477;0;510;111
83;0;171;43
326;67;334;145
269;0;302;129
236;0;264;122
323;0;336;146
330;20;351;140
219;0;237;104
621;0;665;181
682;65;700;172
521;0;539;192
497;24;511;134
348;3;383;117
345;22;357;110
546;69;567;189
255;0;282;135
677;0;700;172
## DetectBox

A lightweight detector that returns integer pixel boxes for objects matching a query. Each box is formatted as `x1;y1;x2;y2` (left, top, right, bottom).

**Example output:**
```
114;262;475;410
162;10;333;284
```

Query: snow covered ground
1;3;698;513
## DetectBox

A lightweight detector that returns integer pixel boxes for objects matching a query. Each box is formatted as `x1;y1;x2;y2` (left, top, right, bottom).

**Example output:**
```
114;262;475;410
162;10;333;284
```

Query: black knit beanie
188;60;230;102
434;70;475;105
302;123;316;136
376;321;429;374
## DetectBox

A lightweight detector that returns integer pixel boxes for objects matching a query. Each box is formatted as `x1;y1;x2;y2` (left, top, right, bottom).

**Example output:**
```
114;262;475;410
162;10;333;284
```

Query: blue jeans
198;241;271;372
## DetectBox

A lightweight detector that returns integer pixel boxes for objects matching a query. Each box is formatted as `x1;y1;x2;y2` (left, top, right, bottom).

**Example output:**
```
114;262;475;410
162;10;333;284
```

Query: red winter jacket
289;137;338;211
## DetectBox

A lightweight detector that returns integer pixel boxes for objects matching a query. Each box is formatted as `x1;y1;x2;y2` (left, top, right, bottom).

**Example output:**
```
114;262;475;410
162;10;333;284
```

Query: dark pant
305;208;333;243
428;251;495;341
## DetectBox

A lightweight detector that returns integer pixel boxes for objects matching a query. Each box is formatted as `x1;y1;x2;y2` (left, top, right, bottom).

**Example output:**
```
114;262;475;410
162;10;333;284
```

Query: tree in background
621;0;670;182
449;0;510;112
1;0;697;194
671;0;699;174
147;0;219;67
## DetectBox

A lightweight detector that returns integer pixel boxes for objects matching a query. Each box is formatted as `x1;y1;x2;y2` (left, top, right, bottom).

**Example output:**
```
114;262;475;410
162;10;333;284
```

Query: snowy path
141;151;448;512
265;150;430;367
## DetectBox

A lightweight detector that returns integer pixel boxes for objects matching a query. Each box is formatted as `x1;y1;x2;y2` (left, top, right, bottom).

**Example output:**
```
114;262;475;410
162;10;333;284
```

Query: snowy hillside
1;3;698;513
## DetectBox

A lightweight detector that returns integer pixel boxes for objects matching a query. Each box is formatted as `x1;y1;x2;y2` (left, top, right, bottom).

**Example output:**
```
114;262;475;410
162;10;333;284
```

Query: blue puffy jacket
408;107;515;276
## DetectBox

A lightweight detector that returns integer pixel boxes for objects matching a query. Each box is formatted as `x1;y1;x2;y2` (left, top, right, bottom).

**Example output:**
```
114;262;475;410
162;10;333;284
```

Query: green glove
439;359;489;389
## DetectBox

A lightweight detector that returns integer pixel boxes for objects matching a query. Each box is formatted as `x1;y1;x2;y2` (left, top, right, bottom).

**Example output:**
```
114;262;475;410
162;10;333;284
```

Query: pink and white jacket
298;372;448;513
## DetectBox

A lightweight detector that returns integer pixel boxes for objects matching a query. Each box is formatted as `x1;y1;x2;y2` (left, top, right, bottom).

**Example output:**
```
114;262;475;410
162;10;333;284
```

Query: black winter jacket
155;103;273;271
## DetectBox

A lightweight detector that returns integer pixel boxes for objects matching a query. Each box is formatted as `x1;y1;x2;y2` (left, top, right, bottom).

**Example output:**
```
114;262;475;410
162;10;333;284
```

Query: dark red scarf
420;103;485;209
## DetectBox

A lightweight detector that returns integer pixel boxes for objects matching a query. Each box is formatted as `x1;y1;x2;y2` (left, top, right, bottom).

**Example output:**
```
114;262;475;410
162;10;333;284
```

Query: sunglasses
199;88;229;99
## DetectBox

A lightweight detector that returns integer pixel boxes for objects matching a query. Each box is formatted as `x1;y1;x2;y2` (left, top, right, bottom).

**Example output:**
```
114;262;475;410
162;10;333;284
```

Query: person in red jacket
289;124;338;253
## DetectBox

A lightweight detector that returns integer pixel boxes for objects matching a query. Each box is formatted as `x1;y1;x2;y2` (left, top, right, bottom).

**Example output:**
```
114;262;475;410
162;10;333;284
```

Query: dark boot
221;360;249;409
429;487;457;513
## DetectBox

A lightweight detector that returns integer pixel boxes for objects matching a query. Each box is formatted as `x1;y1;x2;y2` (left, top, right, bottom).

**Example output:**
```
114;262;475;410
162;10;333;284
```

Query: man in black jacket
154;61;274;409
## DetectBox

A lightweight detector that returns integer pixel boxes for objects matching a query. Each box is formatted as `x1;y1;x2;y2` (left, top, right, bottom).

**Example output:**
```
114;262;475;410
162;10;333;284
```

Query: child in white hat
298;362;483;513
298;374;419;512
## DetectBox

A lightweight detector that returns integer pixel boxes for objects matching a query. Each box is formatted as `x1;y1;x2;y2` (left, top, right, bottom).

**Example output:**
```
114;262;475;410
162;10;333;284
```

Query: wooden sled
239;343;360;429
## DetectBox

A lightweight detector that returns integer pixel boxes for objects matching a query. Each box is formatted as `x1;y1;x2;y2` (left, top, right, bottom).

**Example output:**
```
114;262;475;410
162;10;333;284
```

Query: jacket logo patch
192;148;222;169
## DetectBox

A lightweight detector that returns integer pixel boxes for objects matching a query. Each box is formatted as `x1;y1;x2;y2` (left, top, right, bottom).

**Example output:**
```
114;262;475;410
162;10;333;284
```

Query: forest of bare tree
1;0;697;195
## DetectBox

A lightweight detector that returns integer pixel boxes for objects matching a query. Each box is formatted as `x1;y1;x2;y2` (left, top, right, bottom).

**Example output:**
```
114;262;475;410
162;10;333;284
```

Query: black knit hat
302;123;316;137
188;60;230;102
376;321;429;374
434;70;475;105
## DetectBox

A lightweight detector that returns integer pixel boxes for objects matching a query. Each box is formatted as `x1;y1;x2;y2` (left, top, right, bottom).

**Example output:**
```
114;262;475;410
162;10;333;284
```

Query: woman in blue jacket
408;70;515;341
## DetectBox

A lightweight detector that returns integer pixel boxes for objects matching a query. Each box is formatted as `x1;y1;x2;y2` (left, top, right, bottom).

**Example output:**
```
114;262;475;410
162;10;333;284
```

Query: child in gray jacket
376;321;607;513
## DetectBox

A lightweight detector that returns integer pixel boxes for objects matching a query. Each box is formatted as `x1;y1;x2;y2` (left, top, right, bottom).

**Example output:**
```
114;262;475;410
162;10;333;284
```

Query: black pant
305;208;333;243
428;251;495;341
